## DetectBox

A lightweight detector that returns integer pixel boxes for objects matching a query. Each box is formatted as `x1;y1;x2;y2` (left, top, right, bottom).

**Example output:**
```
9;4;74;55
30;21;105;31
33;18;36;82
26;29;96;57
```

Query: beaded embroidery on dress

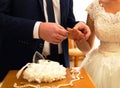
82;0;120;88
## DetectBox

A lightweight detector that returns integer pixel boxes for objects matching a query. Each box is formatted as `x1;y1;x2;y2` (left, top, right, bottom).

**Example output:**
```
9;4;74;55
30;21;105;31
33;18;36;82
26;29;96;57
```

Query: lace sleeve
85;0;100;21
86;3;94;20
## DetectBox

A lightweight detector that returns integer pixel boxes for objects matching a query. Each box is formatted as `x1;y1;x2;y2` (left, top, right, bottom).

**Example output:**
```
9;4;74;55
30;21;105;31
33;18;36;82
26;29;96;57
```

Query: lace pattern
84;1;120;87
86;0;120;43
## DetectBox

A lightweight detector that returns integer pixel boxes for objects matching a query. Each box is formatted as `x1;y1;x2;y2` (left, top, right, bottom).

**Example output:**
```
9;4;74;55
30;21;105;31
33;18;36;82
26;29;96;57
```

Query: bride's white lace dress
83;0;120;88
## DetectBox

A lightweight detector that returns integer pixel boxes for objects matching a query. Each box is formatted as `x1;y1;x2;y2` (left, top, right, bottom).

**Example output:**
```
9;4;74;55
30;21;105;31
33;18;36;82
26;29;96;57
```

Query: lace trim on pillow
13;69;82;88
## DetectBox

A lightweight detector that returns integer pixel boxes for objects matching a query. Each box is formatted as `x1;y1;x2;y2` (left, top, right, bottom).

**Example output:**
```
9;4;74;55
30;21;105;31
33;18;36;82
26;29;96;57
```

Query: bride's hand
73;22;91;41
67;27;85;41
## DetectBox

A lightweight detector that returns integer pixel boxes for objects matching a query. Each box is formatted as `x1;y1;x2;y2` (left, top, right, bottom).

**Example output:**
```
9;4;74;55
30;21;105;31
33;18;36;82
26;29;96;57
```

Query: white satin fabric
82;0;120;88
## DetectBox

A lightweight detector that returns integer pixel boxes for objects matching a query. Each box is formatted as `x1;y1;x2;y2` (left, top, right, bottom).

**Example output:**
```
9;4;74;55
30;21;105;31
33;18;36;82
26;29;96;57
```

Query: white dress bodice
87;0;120;52
82;0;120;88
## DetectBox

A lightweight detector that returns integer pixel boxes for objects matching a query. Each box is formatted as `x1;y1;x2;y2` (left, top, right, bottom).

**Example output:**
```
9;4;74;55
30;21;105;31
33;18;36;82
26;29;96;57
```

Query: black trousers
46;54;66;67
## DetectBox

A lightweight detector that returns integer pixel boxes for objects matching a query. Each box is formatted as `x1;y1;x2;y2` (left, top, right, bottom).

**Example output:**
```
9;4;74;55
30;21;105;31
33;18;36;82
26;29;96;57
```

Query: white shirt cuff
33;21;41;39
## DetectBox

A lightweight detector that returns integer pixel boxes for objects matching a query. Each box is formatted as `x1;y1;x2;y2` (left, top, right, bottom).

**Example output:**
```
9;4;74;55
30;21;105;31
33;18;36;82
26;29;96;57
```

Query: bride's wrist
75;39;91;53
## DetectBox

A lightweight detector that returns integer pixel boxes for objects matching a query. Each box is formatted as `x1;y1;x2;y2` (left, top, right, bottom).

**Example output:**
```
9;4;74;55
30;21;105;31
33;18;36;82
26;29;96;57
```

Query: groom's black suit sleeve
0;0;77;81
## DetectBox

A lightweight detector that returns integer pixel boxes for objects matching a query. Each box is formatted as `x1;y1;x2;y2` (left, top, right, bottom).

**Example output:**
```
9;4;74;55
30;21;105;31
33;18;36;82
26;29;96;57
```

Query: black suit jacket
0;0;77;81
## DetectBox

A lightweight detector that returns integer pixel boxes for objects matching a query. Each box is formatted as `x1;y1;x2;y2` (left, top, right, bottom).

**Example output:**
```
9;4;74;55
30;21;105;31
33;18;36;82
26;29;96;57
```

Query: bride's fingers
67;28;85;40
